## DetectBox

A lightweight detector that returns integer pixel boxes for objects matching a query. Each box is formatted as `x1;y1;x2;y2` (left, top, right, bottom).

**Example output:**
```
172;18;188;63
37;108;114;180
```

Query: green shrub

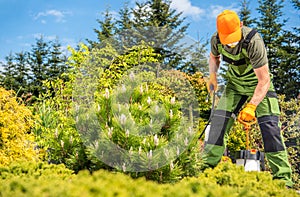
0;162;298;197
33;43;206;183
279;95;300;189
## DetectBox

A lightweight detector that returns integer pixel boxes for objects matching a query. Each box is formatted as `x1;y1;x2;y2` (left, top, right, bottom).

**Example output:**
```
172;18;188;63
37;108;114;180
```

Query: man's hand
207;73;218;93
238;103;257;122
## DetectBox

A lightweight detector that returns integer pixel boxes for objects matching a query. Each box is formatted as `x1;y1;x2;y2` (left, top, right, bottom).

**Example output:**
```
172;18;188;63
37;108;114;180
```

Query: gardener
202;9;293;188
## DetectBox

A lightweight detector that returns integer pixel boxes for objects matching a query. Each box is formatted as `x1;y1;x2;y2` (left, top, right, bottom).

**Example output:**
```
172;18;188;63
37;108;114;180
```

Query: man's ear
240;21;243;27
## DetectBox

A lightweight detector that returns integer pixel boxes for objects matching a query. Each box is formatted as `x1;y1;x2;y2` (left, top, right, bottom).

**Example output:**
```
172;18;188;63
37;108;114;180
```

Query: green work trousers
202;86;294;187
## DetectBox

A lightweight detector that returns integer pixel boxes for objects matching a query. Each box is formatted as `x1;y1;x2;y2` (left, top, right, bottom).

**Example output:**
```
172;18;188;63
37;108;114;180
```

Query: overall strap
242;29;257;49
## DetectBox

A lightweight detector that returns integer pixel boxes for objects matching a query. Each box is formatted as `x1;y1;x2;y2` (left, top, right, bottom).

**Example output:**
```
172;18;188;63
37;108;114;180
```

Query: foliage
0;87;39;166
279;95;300;189
238;0;255;27
0;162;298;197
0;161;74;180
31;43;109;173
0;52;30;97
87;0;208;73
256;0;299;99
75;45;204;182
183;71;211;119
31;41;213;183
0;36;69;101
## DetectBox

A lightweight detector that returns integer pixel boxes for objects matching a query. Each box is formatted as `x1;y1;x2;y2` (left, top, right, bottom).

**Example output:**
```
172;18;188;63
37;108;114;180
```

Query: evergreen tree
89;0;208;74
116;2;135;48
13;51;30;96
118;2;132;31
277;0;300;99
180;37;208;74
48;38;68;79
129;0;190;69
255;0;293;97
0;53;17;91
87;7;116;49
239;0;255;27
0;52;30;97
28;35;51;98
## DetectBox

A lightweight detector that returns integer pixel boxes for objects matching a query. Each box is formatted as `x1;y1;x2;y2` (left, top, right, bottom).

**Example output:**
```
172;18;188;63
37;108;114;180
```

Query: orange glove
207;73;218;93
238;103;257;122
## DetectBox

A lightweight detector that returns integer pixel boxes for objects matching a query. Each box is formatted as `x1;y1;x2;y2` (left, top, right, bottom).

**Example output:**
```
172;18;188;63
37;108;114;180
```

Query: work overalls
202;29;293;187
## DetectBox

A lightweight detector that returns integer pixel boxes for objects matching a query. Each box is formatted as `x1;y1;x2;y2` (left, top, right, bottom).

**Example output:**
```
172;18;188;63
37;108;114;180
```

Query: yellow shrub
0;87;38;166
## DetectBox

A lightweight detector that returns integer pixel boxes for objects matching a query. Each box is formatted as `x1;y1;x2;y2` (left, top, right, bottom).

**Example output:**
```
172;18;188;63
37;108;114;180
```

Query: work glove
207;73;218;93
238;103;257;122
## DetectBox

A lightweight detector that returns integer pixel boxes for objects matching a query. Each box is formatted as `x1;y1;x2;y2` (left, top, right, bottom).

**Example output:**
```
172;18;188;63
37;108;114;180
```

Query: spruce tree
116;2;135;49
180;38;208;74
129;0;190;70
28;35;51;98
87;7;116;49
279;0;300;99
13;51;30;96
0;52;30;97
255;0;292;97
48;38;68;79
239;0;255;27
0;53;17;91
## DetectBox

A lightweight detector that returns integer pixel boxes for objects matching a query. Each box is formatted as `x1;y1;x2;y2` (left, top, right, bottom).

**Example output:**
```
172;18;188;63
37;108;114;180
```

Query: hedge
0;161;298;197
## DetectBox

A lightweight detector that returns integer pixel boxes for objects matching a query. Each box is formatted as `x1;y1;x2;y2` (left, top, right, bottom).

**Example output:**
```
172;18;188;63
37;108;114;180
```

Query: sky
0;0;299;61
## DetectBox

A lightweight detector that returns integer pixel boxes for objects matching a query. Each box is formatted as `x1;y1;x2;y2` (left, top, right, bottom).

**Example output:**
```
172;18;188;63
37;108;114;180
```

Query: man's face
226;41;239;48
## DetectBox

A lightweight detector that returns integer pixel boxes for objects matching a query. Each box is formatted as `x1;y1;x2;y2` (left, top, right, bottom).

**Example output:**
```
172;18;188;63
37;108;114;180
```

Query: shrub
0;87;39;166
0;162;298;197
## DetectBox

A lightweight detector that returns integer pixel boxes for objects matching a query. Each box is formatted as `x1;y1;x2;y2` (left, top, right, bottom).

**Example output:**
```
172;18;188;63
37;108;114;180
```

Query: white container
235;150;263;172
236;159;261;171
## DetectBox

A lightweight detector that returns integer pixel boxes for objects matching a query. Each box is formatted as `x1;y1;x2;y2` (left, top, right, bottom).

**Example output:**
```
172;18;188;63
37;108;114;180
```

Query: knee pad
258;116;285;152
207;110;232;146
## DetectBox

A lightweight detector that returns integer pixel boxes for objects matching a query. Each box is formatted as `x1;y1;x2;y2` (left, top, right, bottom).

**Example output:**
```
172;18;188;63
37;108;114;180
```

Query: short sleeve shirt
210;26;268;69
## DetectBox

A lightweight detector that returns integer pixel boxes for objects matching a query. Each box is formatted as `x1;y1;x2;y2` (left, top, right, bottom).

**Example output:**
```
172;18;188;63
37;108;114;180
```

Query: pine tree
0;53;17;91
255;0;293;97
129;0;190;69
239;0;255;27
48;38;68;79
13;51;30;96
116;2;135;49
28;35;51;98
87;7;116;49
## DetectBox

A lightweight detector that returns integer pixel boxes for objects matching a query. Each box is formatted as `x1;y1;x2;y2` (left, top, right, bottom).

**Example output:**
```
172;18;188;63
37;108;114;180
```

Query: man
202;10;293;188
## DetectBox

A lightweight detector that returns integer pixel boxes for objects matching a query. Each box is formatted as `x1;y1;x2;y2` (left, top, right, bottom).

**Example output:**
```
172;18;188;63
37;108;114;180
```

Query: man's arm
209;52;220;74
249;64;271;106
207;52;221;92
